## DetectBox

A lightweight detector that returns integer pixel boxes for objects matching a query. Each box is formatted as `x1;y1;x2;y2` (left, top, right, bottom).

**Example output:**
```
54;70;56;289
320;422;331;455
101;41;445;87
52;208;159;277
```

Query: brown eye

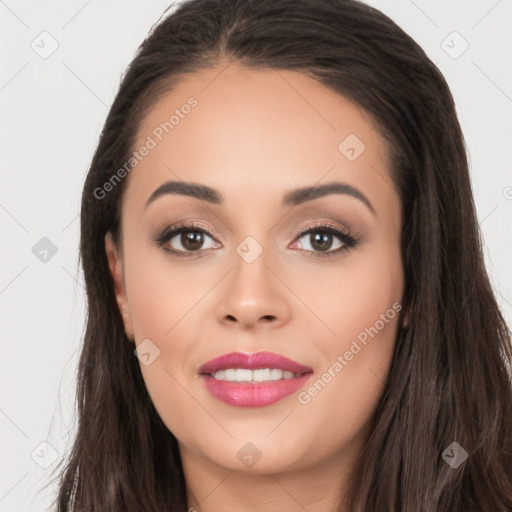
180;230;205;251
304;231;337;252
154;223;220;256
290;222;359;259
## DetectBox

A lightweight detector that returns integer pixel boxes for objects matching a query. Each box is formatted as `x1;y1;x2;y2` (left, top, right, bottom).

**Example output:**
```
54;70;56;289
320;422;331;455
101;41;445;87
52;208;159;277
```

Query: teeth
212;368;300;382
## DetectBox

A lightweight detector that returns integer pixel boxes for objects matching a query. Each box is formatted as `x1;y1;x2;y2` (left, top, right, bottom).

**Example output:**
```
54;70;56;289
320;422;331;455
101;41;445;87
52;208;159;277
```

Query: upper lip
199;351;313;375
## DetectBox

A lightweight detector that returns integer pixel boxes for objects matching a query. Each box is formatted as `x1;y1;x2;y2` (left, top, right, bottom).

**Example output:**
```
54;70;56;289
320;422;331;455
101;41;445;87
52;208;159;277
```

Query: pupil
182;231;203;250
311;232;332;251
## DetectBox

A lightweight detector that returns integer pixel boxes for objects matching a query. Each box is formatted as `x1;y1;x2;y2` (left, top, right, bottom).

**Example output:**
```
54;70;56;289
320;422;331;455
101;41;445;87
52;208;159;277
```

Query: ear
105;232;134;341
401;308;410;330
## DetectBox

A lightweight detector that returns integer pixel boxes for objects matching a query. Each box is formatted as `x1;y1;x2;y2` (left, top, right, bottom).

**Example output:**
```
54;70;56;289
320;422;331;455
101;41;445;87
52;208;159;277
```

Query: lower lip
200;373;313;407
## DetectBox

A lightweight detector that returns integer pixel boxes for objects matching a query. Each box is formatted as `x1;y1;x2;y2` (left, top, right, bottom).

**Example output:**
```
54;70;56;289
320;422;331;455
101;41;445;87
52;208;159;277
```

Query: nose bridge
230;232;274;301
214;230;291;328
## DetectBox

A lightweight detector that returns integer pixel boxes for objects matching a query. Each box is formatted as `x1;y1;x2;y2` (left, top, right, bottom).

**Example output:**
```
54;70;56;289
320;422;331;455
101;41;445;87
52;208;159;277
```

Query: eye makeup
150;218;361;260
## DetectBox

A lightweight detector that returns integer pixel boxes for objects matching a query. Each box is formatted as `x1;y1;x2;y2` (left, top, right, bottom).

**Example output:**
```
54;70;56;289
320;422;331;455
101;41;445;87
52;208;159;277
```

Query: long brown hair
49;0;512;509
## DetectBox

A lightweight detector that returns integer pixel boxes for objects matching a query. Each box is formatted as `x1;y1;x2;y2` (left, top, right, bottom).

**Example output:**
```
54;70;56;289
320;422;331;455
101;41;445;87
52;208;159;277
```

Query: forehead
123;63;397;220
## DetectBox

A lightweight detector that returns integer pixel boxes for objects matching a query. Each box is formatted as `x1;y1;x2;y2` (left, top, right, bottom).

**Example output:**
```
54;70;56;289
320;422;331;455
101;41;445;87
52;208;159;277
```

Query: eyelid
152;219;222;243
288;219;354;242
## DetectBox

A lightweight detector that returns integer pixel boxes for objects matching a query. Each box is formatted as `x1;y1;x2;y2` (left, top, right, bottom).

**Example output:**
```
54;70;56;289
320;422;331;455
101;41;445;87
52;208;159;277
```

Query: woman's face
106;63;404;477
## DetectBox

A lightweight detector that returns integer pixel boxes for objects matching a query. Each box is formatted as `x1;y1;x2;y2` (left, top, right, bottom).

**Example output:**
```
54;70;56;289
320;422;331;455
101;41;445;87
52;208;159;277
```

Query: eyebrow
144;180;376;215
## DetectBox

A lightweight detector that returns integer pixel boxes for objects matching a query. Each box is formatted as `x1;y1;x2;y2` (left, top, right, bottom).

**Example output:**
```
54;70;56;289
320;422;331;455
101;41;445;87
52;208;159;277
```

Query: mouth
205;368;307;382
198;351;314;407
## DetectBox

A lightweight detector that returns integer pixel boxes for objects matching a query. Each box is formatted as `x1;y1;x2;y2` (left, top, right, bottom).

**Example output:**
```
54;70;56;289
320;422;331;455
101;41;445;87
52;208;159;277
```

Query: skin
105;61;405;511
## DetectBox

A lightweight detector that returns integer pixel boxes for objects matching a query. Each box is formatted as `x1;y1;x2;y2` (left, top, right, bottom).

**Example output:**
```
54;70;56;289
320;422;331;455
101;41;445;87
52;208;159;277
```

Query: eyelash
153;221;359;259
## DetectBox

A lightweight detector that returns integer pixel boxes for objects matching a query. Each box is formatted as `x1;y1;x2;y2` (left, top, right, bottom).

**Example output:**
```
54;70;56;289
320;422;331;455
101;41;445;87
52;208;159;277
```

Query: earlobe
105;232;135;341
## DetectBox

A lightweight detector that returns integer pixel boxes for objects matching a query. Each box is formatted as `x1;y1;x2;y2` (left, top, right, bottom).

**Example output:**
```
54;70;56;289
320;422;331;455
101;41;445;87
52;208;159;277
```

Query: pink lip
198;351;313;374
198;351;313;408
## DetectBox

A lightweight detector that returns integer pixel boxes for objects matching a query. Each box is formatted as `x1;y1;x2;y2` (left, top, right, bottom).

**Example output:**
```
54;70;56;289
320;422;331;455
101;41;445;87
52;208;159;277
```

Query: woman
51;0;512;510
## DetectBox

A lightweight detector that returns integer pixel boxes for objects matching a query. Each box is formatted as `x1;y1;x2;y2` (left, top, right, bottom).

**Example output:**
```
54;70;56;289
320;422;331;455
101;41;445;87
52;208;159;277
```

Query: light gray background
1;1;511;510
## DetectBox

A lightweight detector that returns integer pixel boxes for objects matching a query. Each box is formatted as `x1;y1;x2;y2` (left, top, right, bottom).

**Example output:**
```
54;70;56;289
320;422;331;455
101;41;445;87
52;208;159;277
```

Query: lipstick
198;351;313;407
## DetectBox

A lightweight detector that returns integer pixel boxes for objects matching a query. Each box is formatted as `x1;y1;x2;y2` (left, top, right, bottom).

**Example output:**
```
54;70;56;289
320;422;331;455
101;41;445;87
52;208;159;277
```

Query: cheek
122;245;220;442
291;239;403;352
123;241;214;337
292;245;403;448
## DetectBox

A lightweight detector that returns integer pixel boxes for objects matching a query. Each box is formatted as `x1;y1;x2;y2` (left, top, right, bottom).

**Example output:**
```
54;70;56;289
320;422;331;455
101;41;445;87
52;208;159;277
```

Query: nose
215;248;292;330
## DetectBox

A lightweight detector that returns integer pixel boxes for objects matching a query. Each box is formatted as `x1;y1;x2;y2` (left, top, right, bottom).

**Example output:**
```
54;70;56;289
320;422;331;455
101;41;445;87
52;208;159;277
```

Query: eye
153;221;220;257
153;220;359;259
289;221;359;259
